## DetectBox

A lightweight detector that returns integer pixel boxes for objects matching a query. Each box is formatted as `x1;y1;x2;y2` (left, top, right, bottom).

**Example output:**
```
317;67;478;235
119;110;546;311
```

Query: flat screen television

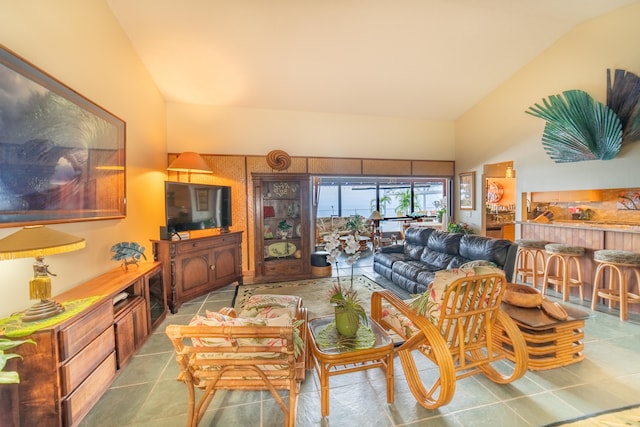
165;181;232;233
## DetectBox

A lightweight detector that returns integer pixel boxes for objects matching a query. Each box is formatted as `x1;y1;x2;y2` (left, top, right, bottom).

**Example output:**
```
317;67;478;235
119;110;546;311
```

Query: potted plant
328;283;367;337
434;198;446;222
1;338;35;384
323;232;366;336
395;189;420;217
447;222;474;234
277;220;292;239
345;215;366;235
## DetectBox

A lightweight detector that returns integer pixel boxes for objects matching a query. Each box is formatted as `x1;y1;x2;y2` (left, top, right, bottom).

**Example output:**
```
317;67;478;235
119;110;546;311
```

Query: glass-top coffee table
307;315;394;417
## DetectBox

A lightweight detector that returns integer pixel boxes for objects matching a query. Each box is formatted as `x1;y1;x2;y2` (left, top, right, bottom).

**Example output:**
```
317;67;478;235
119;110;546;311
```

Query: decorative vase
334;306;360;337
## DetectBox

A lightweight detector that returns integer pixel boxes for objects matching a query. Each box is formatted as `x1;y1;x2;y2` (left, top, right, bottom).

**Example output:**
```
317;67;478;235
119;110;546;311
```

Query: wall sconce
505;166;516;178
0;225;86;321
167;152;213;182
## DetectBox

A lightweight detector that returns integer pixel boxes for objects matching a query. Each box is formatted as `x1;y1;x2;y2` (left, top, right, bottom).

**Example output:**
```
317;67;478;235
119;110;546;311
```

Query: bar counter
518;220;640;315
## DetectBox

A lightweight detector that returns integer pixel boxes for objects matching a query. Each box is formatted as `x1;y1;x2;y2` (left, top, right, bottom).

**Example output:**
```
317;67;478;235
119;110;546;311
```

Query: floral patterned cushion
188;312;294;367
237;294;301;319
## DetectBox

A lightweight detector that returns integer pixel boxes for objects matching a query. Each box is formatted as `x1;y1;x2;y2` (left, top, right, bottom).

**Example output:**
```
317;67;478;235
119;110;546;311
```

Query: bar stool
542;243;585;302
514;239;548;289
591;250;640;321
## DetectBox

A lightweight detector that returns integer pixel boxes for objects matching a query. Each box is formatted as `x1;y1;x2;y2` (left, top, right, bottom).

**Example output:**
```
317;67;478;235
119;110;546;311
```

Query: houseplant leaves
526;89;622;163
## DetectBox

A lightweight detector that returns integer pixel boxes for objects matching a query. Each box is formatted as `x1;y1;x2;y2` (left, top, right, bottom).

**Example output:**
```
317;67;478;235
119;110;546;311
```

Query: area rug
233;275;385;319
544;403;640;426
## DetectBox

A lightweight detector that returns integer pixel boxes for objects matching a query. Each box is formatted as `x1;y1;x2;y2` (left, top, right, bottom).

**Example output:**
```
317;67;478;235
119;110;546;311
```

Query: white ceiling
107;0;638;120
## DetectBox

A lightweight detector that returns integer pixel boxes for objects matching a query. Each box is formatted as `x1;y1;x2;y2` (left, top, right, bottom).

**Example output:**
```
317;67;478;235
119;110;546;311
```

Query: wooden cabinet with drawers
0;262;166;427
152;232;243;313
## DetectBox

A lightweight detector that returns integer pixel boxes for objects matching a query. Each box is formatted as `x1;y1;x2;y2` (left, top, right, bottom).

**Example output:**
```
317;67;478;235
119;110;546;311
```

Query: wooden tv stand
0;262;166;427
152;232;243;313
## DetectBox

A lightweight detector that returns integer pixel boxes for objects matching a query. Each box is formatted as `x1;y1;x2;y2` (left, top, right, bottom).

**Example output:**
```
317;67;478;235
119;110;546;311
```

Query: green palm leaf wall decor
606;69;640;144
526;89;622;163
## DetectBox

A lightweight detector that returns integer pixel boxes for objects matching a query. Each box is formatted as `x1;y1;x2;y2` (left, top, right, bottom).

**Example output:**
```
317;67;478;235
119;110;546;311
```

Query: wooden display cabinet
253;173;312;282
152;232;243;313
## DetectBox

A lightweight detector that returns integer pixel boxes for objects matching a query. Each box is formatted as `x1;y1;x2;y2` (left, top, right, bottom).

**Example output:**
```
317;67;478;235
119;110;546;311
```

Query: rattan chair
371;272;528;410
166;301;307;427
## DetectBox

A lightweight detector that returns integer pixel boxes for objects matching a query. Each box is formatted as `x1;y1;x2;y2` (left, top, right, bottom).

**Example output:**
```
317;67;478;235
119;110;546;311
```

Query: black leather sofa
373;227;518;294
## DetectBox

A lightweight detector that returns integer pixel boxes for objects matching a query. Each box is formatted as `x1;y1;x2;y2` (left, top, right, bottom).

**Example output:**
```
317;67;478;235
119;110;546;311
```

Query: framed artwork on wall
0;45;126;227
459;172;475;210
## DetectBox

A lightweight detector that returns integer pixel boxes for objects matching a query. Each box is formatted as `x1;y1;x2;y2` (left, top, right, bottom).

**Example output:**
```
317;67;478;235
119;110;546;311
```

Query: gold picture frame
459;172;475;210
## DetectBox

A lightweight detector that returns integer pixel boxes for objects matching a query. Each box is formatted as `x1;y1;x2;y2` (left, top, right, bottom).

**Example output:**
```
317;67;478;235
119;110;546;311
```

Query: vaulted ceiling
107;0;638;120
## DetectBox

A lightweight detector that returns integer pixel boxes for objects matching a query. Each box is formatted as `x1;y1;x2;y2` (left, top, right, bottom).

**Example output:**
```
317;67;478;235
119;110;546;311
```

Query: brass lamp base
21;299;65;322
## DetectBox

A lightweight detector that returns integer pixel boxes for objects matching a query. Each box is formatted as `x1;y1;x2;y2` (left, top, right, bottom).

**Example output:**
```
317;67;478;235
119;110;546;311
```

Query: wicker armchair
166;296;307;427
371;271;528;410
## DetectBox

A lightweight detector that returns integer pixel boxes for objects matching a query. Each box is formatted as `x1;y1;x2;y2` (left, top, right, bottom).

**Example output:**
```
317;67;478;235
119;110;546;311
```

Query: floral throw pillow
408;265;504;323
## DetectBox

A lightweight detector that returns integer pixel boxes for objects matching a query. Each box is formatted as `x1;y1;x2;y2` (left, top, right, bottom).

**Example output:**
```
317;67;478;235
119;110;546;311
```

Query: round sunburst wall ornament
266;150;291;170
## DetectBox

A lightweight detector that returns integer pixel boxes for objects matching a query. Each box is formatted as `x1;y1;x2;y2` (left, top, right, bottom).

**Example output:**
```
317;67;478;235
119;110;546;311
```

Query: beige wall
0;1;167;318
167;103;456;160
455;3;640;232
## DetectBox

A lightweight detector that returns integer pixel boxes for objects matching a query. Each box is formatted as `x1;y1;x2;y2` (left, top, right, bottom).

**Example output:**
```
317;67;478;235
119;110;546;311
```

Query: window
315;177;448;220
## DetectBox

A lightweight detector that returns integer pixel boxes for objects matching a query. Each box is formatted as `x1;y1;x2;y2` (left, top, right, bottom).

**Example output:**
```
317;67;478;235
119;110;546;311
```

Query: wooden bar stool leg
542;253;555;296
560;255;570;302
515;248;529;284
542;254;551;295
609;265;621;311
629;268;640;321
621;266;628;321
570;255;583;301
591;263;606;311
533;249;546;289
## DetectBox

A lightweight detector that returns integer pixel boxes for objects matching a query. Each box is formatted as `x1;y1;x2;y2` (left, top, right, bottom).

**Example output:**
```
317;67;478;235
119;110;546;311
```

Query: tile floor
80;249;640;427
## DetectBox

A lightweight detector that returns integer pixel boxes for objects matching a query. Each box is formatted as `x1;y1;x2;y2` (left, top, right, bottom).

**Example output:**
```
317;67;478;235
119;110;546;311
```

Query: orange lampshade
167;152;213;174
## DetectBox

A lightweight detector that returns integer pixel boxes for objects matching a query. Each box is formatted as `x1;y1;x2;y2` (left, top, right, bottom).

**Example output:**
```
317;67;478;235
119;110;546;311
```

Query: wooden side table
307;316;394;417
493;303;589;370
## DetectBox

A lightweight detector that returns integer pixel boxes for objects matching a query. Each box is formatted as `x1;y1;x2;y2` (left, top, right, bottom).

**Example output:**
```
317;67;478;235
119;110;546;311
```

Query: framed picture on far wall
0;45;126;228
459;172;475;210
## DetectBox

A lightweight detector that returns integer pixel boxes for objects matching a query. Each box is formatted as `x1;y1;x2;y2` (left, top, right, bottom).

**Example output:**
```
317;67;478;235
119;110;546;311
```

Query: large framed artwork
0;45;125;227
459;172;475;210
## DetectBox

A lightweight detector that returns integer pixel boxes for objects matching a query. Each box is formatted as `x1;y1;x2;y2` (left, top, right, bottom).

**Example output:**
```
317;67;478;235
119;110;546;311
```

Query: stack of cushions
188;294;302;362
380;264;505;339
